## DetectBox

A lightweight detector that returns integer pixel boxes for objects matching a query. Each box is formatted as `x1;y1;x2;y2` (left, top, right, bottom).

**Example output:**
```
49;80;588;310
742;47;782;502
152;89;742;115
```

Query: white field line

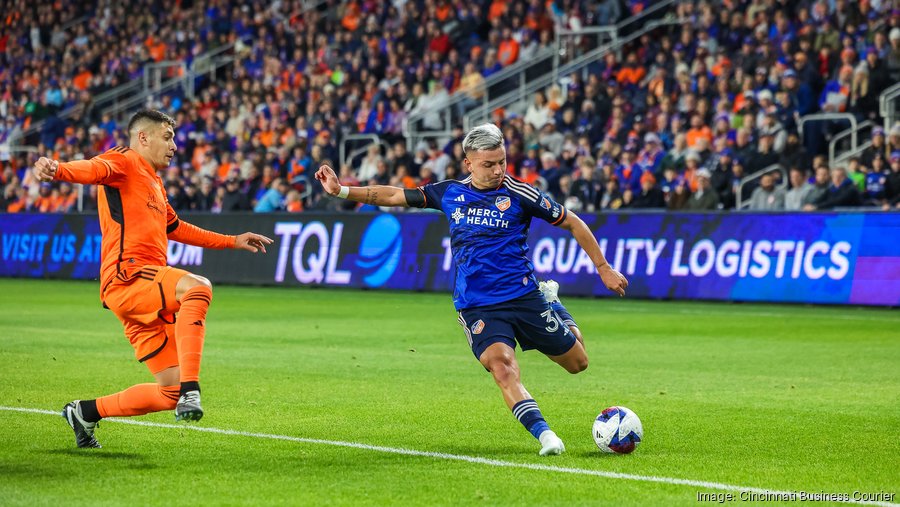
601;305;899;322
2;406;896;506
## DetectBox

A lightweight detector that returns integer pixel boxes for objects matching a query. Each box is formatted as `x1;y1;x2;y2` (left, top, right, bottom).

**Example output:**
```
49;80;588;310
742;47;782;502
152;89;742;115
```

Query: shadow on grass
566;449;629;460
44;448;155;466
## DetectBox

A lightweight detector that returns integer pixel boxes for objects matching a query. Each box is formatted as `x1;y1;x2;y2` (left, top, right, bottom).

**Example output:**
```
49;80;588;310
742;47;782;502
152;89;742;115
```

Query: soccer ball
592;406;643;454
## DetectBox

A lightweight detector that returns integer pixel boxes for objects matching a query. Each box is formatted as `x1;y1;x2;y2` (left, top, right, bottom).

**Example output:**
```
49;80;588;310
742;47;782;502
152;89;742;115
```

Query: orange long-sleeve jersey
55;146;236;294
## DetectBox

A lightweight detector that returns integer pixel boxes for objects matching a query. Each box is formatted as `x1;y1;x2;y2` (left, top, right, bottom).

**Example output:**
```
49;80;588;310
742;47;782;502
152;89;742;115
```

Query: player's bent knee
566;357;589;374
186;274;212;290
488;360;519;386
176;273;213;300
153;366;180;386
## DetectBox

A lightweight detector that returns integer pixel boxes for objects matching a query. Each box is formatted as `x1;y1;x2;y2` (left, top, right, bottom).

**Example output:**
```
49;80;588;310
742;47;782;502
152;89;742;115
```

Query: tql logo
357;214;402;287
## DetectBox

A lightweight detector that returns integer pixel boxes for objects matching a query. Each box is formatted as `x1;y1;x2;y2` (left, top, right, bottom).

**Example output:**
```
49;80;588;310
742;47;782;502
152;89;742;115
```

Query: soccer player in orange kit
33;109;273;448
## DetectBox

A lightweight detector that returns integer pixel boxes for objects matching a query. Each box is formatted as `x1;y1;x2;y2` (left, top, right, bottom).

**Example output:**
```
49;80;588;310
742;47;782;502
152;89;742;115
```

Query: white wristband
337;186;350;199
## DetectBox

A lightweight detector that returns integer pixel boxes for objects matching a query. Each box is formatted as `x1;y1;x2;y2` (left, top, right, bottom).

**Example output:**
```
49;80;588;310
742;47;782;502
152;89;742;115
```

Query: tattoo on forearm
365;188;378;204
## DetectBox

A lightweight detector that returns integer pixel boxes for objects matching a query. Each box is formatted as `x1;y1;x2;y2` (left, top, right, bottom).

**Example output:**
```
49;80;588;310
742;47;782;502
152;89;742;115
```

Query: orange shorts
103;265;189;373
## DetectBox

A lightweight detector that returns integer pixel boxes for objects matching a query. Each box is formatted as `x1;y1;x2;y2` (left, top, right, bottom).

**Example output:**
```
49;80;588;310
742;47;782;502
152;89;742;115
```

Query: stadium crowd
2;0;900;214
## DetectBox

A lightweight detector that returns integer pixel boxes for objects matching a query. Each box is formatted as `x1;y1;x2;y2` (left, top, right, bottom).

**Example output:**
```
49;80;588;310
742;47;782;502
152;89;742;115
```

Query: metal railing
879;81;900;134
798;113;856;140
340;134;386;168
144;62;189;94
403;46;556;150
404;0;677;150
833;140;873;168
553;0;675;77
828;120;873;168
101;39;247;122
101;74;190;122
554;26;617;78
736;164;788;210
827;84;900;167
463;17;685;130
14;38;246;144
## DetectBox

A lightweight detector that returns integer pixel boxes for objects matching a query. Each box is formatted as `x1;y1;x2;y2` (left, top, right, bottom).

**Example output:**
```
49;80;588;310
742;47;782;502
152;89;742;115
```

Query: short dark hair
127;109;176;137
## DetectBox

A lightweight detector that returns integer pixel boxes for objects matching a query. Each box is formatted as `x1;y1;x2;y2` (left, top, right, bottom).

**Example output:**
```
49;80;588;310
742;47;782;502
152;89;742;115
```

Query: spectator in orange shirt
6;187;29;213
191;134;212;172
34;183;54;212
148;39;167;62
498;28;520;66
391;165;418;189
647;66;668;100
686;114;714;149
488;0;507;22
616;52;646;87
257;117;276;148
72;65;93;91
341;1;361;31
435;0;453;22
683;150;703;192
55;182;79;212
285;189;304;212
216;152;236;182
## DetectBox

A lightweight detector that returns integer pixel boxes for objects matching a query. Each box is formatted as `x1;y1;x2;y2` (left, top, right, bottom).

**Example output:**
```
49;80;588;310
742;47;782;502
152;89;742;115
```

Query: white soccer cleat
538;430;565;456
62;401;101;448
538;280;561;304
175;390;204;422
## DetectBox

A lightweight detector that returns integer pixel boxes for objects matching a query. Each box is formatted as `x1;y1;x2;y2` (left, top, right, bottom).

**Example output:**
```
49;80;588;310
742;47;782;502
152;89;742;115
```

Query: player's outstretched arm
558;211;629;297
315;164;411;207
168;219;273;253
234;232;274;253
33;156;121;185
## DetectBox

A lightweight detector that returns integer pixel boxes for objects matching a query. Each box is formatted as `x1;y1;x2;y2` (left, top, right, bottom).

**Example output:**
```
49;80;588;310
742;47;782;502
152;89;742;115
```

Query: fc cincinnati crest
471;320;485;334
495;196;511;211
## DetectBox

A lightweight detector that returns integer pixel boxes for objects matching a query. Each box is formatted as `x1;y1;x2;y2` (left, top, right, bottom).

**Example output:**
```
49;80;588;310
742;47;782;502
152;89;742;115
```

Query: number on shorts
541;309;563;333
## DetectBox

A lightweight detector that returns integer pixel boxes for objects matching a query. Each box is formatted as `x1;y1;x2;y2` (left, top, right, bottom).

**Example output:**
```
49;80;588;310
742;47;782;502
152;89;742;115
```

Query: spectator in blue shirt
254;178;289;212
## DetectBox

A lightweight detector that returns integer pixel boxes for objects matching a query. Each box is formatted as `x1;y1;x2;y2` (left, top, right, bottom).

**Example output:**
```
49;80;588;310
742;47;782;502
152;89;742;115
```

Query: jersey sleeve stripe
502;180;540;201
503;176;540;200
99;159;115;180
505;177;539;198
419;188;427;208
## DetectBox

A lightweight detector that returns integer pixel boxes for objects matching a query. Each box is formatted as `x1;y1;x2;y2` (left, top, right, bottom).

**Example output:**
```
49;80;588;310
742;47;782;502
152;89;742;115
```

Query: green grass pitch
1;279;898;506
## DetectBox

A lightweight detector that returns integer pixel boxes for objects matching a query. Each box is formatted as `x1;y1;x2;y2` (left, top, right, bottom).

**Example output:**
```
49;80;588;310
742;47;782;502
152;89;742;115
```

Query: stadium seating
2;0;900;213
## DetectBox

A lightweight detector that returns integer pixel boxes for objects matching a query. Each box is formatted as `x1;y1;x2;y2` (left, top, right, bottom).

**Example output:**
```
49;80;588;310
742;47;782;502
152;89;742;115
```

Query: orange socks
93;286;212;419
96;384;180;417
175;286;212;386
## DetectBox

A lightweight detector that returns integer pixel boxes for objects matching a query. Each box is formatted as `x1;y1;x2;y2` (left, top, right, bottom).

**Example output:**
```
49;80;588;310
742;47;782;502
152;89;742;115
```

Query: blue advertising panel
2;212;898;306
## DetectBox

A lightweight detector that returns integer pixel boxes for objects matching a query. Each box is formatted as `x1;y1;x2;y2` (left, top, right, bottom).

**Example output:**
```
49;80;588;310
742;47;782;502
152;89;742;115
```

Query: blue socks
550;301;577;328
512;398;550;439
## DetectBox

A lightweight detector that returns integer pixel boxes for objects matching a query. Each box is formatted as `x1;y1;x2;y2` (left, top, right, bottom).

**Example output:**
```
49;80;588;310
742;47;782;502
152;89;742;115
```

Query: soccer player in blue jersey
315;123;628;455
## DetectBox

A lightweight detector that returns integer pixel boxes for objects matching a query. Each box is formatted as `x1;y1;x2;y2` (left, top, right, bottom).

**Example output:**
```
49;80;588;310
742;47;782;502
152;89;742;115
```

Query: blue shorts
457;291;576;359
